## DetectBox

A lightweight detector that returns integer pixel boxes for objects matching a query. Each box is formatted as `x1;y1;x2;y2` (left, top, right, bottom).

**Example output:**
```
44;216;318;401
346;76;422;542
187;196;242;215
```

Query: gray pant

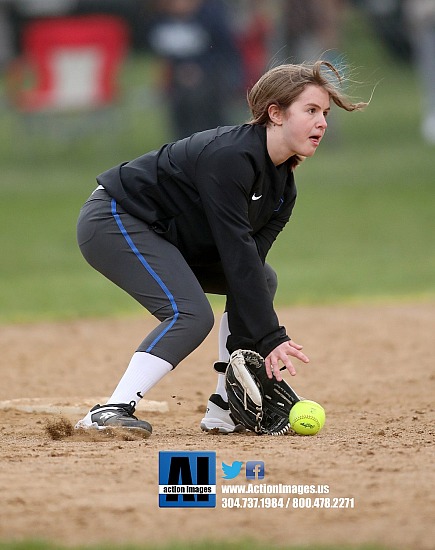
77;188;277;367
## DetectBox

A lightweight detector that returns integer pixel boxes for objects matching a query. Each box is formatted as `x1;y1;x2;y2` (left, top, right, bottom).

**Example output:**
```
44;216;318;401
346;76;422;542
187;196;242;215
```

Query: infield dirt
1;303;434;549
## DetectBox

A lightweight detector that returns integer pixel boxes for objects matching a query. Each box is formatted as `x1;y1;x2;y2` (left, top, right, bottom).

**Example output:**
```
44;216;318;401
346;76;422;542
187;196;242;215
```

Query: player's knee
153;299;214;350
187;301;215;343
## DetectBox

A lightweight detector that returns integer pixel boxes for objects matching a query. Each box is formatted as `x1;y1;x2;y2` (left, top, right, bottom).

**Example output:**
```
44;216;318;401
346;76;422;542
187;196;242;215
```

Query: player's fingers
266;355;285;380
288;345;310;364
271;350;295;378
289;340;304;350
264;357;274;379
281;355;297;377
272;361;283;381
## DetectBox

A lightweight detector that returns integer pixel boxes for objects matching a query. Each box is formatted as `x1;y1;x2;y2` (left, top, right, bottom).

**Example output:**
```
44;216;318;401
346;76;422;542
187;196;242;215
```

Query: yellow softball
289;400;326;435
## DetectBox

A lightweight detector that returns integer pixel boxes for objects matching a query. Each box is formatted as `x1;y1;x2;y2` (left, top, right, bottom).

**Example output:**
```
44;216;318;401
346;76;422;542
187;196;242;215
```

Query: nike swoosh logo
252;193;262;201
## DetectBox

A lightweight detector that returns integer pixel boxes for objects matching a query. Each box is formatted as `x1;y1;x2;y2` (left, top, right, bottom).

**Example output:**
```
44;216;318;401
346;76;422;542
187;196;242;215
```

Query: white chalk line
0;397;169;414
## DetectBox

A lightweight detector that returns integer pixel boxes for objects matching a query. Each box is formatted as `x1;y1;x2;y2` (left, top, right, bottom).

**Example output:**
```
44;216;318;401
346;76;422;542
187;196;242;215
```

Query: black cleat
75;401;152;437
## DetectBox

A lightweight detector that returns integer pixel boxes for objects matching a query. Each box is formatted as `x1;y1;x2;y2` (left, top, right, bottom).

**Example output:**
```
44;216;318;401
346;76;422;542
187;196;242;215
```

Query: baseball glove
225;349;301;435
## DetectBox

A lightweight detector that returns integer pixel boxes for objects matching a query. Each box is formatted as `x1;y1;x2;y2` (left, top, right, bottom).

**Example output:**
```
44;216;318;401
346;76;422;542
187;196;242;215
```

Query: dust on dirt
1;303;434;549
44;417;149;442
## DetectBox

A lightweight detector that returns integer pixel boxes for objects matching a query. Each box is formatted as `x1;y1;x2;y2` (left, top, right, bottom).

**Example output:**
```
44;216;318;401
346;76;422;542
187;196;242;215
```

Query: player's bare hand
265;340;309;380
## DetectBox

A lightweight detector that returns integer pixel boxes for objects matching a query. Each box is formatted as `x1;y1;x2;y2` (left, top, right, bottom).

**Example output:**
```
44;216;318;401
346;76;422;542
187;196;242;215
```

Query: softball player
75;61;366;436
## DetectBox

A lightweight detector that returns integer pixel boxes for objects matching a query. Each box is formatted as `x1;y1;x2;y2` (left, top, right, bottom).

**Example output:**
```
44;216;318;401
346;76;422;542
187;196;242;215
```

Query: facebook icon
246;461;265;480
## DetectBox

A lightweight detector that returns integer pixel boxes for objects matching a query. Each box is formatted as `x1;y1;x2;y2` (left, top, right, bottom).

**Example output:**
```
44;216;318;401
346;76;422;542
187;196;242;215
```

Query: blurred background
0;0;434;323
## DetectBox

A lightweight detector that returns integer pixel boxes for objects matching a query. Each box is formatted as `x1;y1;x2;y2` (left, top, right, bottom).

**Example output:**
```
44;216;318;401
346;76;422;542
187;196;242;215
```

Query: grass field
1;10;430;550
0;543;395;550
0;10;434;549
0;544;398;550
1;9;434;324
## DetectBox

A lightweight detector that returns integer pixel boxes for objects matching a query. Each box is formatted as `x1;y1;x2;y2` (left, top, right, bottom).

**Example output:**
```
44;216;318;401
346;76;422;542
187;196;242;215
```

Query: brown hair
247;60;367;126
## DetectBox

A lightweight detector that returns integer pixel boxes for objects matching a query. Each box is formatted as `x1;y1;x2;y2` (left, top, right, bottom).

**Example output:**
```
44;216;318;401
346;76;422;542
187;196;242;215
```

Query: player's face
282;85;330;158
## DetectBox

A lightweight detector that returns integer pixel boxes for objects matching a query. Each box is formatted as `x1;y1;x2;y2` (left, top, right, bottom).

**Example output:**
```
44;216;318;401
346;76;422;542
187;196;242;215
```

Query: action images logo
158;451;216;508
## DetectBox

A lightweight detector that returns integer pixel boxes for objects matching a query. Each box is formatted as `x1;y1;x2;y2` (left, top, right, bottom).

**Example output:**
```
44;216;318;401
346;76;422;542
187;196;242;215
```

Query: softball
289;400;326;435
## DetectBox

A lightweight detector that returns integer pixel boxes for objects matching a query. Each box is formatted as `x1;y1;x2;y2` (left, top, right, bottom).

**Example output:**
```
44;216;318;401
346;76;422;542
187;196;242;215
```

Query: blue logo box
159;451;216;508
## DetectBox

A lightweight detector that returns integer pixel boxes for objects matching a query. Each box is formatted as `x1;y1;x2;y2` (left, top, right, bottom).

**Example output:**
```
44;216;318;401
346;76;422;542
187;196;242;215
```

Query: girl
75;60;366;436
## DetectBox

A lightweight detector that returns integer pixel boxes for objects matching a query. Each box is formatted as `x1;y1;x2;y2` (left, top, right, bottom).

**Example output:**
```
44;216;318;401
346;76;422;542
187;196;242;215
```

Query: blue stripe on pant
110;198;180;353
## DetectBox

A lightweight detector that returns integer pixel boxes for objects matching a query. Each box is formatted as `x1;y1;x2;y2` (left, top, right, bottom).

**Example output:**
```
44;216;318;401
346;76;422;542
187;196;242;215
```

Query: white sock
106;351;173;407
218;312;230;362
215;313;230;401
215;373;227;400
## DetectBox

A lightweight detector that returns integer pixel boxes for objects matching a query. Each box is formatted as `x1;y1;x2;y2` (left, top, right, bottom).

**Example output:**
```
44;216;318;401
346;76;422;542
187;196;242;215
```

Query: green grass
1;9;434;324
0;542;398;550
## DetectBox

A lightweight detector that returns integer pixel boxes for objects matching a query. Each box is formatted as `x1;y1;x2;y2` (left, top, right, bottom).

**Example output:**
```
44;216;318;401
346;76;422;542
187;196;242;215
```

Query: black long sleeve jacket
98;124;297;357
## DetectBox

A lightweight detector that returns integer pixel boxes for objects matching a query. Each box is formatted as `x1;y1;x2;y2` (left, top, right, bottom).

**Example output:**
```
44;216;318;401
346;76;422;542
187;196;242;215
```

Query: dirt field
1;302;434;549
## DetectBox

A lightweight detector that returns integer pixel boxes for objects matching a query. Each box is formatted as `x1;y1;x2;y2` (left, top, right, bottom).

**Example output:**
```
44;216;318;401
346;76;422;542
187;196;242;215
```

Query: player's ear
268;103;284;126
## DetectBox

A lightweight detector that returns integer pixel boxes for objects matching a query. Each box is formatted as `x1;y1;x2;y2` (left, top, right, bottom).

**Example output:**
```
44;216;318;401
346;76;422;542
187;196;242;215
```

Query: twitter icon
221;461;243;479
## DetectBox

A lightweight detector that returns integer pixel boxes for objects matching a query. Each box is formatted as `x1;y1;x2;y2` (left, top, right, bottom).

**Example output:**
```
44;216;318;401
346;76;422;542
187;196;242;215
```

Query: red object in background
236;12;272;89
9;15;129;112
